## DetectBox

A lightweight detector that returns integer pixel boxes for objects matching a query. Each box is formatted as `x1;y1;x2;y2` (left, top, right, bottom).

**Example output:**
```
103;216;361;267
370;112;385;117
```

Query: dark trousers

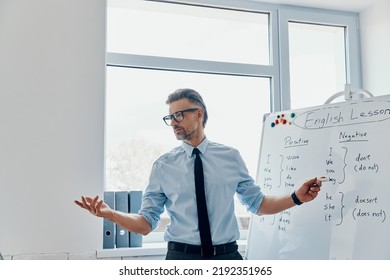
165;250;243;260
165;241;243;260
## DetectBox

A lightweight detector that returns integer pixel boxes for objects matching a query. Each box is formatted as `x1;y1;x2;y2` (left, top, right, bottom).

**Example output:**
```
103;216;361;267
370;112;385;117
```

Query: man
75;88;322;260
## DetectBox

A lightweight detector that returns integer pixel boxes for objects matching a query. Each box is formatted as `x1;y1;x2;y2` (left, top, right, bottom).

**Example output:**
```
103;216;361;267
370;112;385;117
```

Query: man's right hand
74;195;113;219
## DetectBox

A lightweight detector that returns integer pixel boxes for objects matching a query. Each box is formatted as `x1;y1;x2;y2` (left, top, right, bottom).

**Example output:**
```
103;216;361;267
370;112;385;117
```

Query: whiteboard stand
324;84;373;104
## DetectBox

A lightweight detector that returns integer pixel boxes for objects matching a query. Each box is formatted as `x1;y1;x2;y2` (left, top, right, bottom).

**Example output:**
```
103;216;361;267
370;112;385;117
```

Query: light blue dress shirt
138;138;264;245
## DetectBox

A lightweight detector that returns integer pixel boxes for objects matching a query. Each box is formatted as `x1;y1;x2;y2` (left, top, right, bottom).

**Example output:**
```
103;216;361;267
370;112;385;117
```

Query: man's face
168;98;202;141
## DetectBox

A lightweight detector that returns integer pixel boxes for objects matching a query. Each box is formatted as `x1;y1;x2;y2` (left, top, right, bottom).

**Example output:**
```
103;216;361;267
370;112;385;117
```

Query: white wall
360;0;390;95
0;0;106;257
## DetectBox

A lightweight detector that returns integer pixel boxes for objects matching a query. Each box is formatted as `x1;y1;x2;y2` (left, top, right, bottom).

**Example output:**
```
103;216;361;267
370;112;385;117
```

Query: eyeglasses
163;108;198;126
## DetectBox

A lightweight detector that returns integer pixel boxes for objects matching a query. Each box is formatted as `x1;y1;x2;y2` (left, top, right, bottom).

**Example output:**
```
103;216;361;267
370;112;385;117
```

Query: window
106;0;273;239
106;67;270;235
106;68;270;189
278;8;361;109
105;0;361;243
107;0;269;64
289;22;346;109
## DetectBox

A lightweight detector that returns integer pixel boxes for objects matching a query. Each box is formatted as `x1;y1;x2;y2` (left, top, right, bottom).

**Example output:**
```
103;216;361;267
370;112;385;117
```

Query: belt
167;241;238;256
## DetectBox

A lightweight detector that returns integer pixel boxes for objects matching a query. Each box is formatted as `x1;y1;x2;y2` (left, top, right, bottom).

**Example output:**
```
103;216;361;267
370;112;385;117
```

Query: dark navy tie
192;148;213;257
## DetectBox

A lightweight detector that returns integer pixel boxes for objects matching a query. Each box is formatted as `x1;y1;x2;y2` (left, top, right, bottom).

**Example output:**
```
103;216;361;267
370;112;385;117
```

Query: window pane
105;66;270;230
289;22;346;109
107;0;269;65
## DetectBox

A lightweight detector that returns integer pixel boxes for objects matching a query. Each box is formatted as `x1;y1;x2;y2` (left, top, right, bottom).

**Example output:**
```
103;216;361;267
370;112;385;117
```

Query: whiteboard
246;95;390;260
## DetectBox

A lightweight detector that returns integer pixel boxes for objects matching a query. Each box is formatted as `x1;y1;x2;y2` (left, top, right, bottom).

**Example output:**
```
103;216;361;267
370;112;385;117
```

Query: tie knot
192;148;201;156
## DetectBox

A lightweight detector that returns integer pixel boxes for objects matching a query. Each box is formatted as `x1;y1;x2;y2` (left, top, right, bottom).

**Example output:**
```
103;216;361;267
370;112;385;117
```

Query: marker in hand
310;176;328;188
318;176;330;182
310;177;329;192
304;177;325;200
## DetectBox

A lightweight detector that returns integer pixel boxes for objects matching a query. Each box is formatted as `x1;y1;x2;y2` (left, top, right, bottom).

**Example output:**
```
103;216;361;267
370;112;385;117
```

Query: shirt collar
182;137;209;158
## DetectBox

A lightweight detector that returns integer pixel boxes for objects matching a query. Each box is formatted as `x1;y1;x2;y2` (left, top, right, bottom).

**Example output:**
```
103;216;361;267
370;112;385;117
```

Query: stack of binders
102;190;143;249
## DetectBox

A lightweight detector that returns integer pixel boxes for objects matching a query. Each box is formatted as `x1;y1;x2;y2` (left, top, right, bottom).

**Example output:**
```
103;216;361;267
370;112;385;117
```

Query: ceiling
254;0;379;12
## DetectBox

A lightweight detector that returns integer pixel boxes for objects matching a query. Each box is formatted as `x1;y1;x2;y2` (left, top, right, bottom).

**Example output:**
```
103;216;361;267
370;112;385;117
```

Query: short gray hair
166;88;208;127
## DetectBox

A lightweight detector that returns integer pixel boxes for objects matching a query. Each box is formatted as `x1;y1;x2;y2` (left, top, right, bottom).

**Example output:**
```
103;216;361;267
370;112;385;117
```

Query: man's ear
197;108;204;121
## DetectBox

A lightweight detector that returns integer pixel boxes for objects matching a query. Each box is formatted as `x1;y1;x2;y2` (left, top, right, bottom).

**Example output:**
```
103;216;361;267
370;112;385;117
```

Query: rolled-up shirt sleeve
138;160;167;230
234;150;264;214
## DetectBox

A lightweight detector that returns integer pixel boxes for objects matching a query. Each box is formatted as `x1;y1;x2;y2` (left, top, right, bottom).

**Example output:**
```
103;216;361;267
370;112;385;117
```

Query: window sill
97;240;247;259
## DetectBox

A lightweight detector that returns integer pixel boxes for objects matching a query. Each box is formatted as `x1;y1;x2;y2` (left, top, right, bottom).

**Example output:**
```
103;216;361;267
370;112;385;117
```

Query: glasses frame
163;108;199;126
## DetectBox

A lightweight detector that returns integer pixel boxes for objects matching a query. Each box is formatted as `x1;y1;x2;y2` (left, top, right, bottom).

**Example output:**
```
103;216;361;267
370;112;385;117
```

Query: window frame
105;0;361;246
278;6;361;110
